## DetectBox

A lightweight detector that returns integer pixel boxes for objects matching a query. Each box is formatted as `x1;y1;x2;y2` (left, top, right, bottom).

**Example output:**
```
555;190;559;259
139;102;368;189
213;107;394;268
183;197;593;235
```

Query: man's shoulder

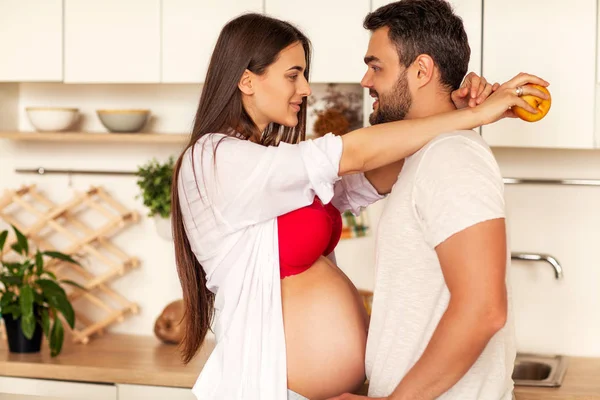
424;130;490;152
409;130;501;181
410;130;494;164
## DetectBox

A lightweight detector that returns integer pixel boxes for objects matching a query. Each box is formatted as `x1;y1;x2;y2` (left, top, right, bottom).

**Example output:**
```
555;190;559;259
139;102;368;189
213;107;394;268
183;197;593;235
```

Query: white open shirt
178;133;383;399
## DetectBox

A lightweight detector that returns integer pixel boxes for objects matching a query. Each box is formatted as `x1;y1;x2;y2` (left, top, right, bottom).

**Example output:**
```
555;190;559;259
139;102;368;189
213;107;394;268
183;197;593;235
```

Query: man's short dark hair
364;0;470;91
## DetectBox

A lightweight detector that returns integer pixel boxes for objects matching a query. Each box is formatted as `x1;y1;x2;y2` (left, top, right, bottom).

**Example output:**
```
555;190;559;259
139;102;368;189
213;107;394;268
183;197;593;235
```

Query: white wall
1;83;599;357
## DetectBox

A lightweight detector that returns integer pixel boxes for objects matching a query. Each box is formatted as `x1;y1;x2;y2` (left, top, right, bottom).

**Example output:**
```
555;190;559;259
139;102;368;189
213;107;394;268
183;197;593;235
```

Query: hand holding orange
512;84;551;122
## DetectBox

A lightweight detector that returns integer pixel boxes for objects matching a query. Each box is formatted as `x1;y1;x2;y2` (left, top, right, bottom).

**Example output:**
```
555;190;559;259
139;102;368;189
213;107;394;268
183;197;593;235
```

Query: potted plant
0;225;82;357
136;156;175;241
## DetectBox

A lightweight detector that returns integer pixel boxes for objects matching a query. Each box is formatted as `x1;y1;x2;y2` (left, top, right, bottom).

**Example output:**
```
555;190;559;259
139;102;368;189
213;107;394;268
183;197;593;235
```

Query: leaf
60;279;86;292
19;260;34;275
35;251;44;275
0;276;22;287
12;225;29;256
51;295;75;329
0;230;7;254
19;285;34;318
42;251;79;266
11;243;23;255
49;318;64;357
1;304;20;318
37;279;67;296
42;271;57;280
0;291;16;307
41;308;51;337
20;313;36;340
39;280;75;330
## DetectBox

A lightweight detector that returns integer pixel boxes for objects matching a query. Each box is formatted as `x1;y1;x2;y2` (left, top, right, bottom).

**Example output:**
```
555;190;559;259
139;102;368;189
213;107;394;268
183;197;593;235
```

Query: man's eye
371;66;381;72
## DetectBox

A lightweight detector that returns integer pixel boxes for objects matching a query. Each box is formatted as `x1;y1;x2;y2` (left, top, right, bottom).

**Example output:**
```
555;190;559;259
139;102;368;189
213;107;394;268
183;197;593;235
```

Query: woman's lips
290;104;301;112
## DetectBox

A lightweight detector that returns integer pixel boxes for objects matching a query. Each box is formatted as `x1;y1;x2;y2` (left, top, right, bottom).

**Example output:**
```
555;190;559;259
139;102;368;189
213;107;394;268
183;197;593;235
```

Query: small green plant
0;225;83;357
136;157;175;218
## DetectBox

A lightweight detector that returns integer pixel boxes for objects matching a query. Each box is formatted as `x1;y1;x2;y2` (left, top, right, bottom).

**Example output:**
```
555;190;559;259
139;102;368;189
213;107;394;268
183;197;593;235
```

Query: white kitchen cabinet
162;0;263;83
481;0;596;149
64;0;161;83
371;0;482;76
117;383;195;400
0;376;117;400
0;0;62;82
265;0;371;83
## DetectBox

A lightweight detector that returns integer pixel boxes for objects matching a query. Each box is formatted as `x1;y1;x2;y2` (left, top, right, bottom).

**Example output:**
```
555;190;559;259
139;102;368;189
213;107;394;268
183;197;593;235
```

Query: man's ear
413;54;435;88
238;69;254;95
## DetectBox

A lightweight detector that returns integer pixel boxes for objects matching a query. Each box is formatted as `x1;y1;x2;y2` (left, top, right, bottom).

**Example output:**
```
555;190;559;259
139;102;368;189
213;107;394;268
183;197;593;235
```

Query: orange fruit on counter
512;84;551;122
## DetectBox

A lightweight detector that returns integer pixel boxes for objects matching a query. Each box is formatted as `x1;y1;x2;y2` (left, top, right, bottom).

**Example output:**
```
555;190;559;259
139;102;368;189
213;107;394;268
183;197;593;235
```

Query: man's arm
388;218;508;400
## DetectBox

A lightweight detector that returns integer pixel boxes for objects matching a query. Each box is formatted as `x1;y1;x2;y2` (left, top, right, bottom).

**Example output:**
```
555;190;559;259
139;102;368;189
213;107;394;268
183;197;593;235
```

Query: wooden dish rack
0;185;140;344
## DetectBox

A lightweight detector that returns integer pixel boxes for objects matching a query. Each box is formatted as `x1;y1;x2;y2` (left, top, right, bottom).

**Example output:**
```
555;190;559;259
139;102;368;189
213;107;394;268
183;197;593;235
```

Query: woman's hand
451;72;499;109
475;72;550;126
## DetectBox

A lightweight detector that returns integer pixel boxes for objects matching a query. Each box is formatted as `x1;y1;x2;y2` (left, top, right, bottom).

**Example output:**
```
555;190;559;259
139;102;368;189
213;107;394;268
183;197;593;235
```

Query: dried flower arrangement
308;84;363;137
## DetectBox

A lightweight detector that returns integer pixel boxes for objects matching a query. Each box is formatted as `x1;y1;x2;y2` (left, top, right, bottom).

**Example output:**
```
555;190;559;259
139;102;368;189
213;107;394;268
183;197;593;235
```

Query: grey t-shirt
366;131;516;399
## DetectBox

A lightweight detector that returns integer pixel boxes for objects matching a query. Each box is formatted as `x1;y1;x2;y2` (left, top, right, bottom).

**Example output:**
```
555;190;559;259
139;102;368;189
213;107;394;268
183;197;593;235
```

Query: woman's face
245;42;311;130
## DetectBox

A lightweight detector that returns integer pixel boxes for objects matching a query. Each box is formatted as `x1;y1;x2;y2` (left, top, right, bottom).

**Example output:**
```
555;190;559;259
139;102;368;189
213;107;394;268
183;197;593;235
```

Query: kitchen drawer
0;376;117;400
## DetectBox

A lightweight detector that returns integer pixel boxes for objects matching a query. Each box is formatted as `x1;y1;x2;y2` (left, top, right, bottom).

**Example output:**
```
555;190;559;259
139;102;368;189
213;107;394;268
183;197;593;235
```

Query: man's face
361;27;413;125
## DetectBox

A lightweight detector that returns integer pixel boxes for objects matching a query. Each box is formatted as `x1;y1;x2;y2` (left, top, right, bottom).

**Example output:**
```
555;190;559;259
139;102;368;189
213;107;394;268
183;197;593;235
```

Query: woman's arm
338;72;549;176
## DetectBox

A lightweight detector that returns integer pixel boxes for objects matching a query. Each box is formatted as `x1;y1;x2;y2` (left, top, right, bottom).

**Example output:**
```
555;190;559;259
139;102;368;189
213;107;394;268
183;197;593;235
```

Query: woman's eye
288;75;298;81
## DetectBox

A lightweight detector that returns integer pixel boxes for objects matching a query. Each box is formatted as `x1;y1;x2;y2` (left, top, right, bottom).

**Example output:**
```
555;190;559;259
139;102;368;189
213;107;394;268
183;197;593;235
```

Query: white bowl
26;107;79;132
96;109;150;133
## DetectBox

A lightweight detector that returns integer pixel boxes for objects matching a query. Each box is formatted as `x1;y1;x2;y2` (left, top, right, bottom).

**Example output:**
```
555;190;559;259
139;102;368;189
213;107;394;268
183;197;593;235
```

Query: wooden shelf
0;131;189;144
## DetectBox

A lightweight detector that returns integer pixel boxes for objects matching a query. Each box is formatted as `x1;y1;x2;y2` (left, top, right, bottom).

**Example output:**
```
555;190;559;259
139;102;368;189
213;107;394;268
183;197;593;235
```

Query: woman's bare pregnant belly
281;256;368;400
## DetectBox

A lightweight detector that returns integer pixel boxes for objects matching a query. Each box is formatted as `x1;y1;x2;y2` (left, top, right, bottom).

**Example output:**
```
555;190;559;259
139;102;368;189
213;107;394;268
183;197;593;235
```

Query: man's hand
451;72;500;109
326;394;387;400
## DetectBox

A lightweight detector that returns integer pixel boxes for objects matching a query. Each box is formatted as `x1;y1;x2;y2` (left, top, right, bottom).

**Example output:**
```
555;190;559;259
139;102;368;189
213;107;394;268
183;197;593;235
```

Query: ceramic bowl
96;109;150;133
26;107;79;132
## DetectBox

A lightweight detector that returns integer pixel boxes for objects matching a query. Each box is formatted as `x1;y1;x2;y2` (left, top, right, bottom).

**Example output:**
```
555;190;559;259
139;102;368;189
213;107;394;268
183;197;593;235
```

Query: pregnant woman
171;13;546;400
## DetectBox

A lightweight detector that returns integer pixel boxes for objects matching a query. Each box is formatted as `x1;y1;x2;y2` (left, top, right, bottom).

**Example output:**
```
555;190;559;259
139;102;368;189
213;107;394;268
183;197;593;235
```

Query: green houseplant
136;156;175;240
0;225;82;357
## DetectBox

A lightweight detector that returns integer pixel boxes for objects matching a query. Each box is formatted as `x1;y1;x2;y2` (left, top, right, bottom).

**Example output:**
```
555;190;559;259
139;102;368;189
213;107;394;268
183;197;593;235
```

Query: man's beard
369;70;412;125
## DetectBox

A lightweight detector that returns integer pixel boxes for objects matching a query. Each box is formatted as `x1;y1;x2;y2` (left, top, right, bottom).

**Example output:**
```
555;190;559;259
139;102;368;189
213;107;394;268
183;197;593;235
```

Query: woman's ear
238;70;254;95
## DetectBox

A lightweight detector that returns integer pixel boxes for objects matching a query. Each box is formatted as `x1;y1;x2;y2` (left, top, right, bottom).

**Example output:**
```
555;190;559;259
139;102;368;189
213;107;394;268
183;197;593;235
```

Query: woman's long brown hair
171;13;311;364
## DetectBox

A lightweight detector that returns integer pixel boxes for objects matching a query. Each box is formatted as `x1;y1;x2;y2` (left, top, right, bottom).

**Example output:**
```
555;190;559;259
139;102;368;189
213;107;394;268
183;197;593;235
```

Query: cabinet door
0;0;62;82
371;0;482;75
481;0;596;149
117;384;195;400
162;0;263;83
64;0;161;83
0;376;117;400
265;0;371;83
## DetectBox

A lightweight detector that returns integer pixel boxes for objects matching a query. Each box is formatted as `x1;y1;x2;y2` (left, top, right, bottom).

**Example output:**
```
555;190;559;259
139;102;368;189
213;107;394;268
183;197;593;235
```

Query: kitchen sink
512;353;568;387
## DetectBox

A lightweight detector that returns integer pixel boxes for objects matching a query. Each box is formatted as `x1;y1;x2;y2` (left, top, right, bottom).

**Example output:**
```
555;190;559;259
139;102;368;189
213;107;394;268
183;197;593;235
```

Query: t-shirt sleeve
184;133;343;229
412;136;506;249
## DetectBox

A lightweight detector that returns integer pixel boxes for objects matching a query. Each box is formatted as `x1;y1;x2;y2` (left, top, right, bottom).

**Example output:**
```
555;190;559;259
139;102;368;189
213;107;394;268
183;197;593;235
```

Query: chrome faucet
511;252;563;280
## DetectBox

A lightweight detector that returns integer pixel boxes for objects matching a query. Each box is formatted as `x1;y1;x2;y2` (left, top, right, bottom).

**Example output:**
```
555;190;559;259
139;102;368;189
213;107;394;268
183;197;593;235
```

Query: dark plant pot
2;313;43;354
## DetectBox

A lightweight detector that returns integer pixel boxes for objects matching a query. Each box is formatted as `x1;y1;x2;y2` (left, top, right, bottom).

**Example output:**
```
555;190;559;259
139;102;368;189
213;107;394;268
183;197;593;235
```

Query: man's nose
361;71;372;88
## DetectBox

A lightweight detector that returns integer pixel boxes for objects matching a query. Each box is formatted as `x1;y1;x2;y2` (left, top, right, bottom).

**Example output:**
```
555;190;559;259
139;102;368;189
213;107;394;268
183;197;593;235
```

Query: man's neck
406;92;456;120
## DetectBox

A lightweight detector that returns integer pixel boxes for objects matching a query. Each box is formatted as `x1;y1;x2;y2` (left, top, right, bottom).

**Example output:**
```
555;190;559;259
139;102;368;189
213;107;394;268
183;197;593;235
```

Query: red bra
277;197;342;279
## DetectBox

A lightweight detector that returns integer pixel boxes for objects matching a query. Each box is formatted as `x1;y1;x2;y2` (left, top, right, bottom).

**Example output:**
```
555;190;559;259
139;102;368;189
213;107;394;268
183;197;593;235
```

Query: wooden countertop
1;333;599;397
515;357;600;400
0;333;215;388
